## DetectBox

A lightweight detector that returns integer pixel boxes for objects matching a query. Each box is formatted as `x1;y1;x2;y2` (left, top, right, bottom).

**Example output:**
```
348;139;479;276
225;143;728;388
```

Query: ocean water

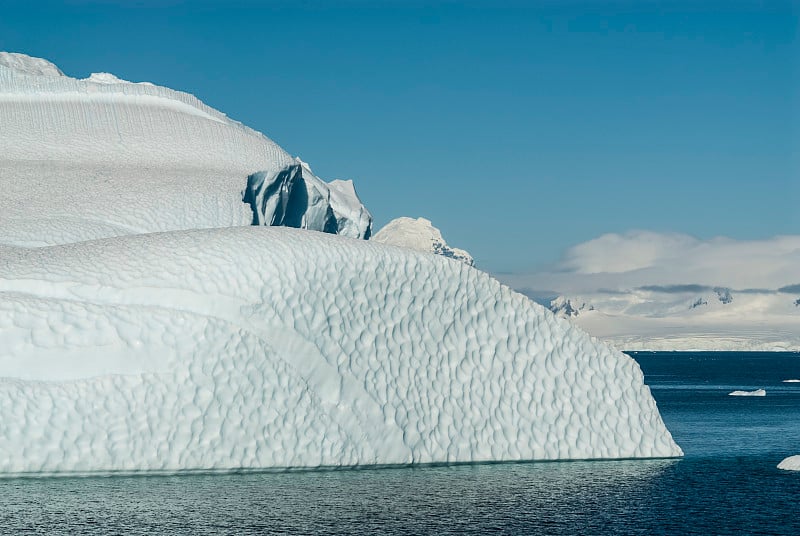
1;352;798;535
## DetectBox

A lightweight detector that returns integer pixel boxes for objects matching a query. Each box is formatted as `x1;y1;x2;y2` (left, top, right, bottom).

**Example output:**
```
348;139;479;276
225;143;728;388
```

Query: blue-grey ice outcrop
0;53;681;474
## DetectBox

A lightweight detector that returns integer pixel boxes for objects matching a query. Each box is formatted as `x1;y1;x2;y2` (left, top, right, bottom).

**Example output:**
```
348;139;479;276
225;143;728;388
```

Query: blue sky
1;1;796;272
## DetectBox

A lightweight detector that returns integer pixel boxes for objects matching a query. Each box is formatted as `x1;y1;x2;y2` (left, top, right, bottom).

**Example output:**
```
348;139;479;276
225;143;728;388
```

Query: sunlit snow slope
0;53;371;244
0;228;681;474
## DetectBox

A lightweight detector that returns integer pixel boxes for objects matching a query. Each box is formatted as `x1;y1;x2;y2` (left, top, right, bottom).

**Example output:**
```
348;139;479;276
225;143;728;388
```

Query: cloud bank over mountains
496;232;800;351
509;231;800;295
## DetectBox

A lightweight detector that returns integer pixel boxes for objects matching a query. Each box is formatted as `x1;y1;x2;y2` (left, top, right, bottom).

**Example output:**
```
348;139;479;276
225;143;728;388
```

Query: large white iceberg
0;228;681;474
0;53;681;474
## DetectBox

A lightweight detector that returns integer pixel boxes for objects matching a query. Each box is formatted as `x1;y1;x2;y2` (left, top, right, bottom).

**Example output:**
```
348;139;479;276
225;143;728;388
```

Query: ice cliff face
0;53;371;242
0;228;681;474
372;217;474;266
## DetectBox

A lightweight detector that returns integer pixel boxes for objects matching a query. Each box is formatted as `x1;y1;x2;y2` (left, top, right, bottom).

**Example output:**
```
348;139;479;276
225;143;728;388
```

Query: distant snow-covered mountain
540;288;800;352
499;231;800;351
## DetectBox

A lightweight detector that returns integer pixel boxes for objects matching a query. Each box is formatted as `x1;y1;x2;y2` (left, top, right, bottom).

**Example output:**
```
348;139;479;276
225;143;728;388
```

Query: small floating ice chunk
782;379;800;383
728;389;766;397
778;455;800;471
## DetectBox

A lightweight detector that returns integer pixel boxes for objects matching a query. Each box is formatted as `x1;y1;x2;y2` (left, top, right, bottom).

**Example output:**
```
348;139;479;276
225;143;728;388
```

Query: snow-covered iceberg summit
372;217;474;266
0;228;681;474
0;53;371;244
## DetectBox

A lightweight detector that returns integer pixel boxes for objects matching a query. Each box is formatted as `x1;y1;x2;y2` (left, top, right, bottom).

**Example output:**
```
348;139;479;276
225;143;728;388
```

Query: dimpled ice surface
0;228;681;474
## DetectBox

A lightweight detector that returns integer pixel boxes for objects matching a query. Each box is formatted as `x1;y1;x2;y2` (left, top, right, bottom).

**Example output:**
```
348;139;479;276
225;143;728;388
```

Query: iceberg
728;389;766;397
0;53;371;245
783;379;800;383
0;228;681;474
372;217;474;266
777;455;800;471
0;53;681;474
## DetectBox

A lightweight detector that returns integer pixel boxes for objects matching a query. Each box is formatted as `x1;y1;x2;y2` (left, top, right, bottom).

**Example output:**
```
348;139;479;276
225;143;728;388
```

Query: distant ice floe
783;379;800;383
728;389;766;397
777;455;800;471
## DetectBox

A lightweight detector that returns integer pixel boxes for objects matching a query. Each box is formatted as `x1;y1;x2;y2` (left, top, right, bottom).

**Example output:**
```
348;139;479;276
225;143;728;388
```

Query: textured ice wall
0;227;681;475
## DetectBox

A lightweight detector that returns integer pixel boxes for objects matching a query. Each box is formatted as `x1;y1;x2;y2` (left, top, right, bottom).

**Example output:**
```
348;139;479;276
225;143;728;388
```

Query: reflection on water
0;460;678;535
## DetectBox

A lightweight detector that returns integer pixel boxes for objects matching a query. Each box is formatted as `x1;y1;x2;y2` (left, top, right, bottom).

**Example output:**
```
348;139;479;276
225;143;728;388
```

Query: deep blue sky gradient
1;1;796;271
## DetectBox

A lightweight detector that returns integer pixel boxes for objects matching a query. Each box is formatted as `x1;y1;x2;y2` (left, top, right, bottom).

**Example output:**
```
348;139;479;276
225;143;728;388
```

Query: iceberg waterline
0;53;682;473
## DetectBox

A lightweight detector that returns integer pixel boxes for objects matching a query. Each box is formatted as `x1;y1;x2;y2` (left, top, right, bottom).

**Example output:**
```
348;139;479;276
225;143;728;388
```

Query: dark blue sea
1;352;798;535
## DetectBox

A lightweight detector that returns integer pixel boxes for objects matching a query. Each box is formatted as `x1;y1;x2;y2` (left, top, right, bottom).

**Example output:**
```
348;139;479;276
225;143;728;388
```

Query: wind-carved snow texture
0;228;681;474
372;217;473;266
0;53;371;243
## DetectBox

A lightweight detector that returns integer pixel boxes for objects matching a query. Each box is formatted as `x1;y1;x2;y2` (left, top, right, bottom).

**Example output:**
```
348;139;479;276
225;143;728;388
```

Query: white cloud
499;231;800;293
